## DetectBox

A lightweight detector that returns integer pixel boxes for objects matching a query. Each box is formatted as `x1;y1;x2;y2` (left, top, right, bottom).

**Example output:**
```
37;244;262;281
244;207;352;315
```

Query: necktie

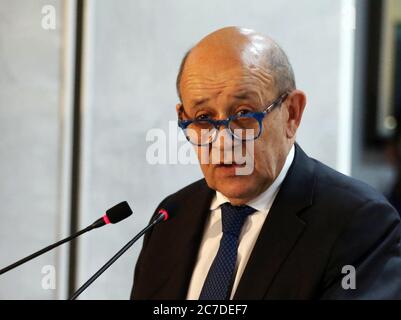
199;203;256;300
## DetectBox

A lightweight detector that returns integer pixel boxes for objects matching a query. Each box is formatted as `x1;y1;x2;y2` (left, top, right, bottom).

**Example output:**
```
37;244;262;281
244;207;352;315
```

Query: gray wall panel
0;0;66;299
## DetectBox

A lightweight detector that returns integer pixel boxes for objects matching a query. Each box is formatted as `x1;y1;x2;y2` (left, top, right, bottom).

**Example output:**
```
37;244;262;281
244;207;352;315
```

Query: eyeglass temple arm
263;92;289;113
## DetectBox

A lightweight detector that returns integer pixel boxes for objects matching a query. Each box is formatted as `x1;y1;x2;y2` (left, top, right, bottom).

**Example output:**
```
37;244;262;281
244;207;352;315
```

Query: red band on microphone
102;214;111;224
159;209;169;221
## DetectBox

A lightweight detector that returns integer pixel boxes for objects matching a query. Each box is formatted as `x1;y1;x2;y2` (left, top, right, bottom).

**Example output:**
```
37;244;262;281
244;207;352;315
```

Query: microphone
70;205;171;300
0;201;133;275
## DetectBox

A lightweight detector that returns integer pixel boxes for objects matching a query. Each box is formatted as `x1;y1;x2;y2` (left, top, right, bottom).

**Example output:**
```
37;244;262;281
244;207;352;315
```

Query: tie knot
220;203;256;237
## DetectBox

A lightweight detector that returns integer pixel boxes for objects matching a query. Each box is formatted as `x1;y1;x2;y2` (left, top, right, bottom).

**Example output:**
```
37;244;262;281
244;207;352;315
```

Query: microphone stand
0;212;119;276
0;225;94;275
70;213;166;300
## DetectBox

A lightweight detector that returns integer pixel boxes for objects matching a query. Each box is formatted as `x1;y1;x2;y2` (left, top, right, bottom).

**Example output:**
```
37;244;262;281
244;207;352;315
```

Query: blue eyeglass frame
177;92;289;146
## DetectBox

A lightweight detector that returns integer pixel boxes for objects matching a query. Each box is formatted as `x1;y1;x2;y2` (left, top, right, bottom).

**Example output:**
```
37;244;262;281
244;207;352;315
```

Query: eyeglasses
177;92;289;146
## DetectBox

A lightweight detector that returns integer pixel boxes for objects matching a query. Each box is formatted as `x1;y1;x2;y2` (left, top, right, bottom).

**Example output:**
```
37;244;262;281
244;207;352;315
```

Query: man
131;27;401;299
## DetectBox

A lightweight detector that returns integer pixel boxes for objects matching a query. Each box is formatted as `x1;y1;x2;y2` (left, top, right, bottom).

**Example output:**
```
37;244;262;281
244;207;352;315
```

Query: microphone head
157;202;177;222
105;201;133;224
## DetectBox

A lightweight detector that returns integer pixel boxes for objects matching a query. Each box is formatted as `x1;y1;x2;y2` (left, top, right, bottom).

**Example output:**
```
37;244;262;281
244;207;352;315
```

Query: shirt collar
210;144;295;212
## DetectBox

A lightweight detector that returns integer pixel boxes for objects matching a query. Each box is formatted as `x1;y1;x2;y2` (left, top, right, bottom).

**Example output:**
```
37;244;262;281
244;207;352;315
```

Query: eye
235;109;252;117
195;113;212;120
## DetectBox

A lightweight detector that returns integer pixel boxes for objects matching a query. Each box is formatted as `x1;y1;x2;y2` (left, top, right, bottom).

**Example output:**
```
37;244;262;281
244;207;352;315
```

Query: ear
285;90;306;138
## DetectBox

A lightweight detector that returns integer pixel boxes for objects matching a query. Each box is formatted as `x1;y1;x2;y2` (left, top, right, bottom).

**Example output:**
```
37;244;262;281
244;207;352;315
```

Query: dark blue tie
199;203;256;300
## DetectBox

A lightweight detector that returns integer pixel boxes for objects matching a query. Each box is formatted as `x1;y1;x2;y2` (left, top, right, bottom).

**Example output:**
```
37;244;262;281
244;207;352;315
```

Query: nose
212;122;242;151
213;126;233;151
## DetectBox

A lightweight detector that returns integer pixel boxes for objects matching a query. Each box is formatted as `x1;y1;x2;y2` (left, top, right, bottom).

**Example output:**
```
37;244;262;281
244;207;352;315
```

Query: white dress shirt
186;144;295;299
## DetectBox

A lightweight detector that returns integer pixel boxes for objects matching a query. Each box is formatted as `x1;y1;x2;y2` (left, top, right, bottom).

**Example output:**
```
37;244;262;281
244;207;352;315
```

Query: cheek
252;120;284;169
195;146;213;173
262;113;287;146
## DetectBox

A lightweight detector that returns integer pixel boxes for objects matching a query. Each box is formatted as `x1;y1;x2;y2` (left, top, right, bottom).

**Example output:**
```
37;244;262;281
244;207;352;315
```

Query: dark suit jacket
131;144;401;299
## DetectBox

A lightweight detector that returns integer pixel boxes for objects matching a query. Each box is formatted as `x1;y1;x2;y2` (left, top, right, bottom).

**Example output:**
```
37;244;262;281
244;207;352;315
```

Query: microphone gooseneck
0;201;133;275
70;208;170;300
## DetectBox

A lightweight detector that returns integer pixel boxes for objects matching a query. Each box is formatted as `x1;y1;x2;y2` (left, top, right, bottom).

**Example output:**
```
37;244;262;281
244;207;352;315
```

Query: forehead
180;62;275;105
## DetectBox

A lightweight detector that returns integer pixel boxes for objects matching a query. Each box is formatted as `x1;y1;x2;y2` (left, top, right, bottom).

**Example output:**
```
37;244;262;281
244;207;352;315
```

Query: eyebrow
233;93;251;100
191;97;210;108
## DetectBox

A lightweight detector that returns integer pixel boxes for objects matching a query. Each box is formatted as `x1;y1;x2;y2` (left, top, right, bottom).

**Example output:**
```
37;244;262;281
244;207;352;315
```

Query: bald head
176;27;295;102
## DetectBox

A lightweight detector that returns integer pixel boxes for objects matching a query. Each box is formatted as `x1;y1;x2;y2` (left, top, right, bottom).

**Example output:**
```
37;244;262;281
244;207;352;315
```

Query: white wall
0;0;70;299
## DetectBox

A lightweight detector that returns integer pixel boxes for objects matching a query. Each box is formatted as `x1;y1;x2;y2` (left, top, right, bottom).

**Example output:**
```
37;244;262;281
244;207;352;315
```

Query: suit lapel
233;144;316;299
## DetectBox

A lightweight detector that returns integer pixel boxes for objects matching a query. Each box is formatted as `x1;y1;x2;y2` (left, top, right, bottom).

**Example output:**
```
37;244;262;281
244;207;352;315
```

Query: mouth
216;163;246;168
214;162;248;176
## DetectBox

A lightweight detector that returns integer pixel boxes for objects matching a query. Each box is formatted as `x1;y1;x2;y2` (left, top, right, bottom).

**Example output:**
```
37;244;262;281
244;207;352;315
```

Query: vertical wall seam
68;0;84;297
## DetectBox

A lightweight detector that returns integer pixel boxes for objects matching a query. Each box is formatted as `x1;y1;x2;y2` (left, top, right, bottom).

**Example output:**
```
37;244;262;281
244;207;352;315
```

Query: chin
211;175;261;203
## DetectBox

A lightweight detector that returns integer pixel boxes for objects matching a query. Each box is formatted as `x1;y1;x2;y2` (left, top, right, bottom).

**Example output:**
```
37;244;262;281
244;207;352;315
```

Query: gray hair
264;41;296;96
